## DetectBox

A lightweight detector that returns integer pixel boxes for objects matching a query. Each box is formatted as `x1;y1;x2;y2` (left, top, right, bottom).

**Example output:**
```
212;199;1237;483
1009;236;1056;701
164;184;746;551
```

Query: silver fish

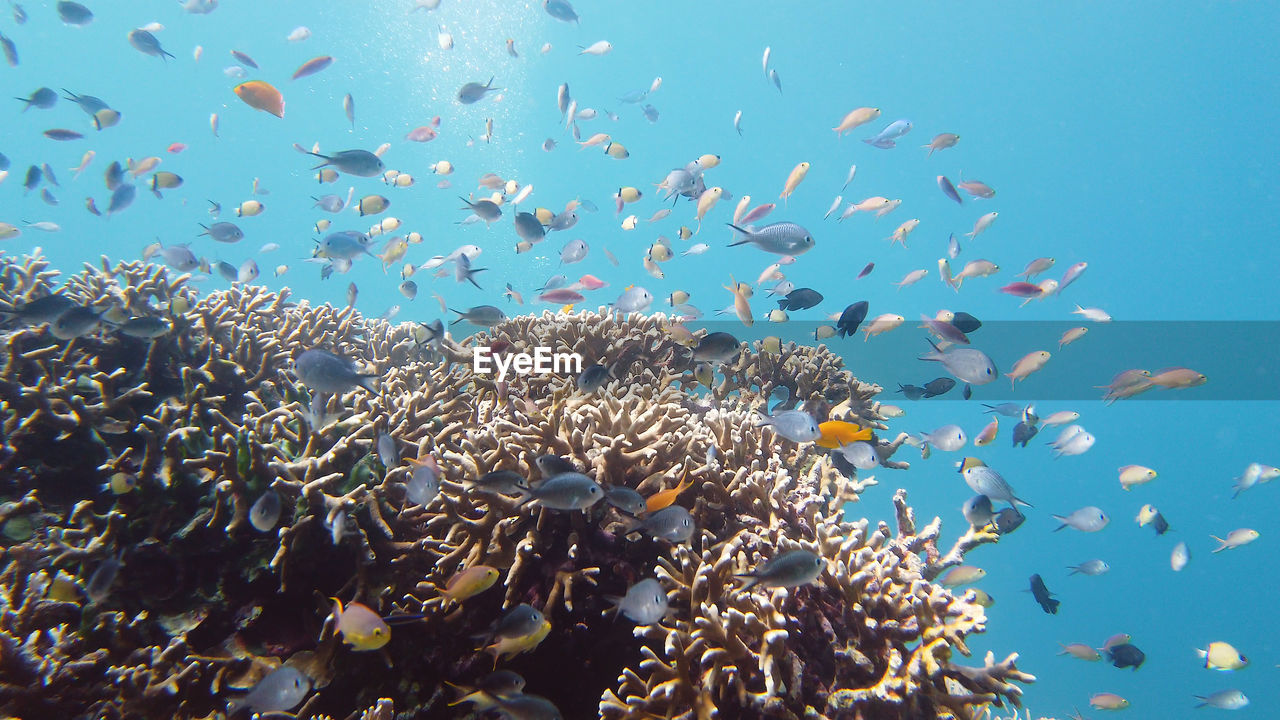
736;549;824;590
249;491;282;532
293;349;376;393
603;486;645;515
529;472;603;511
608;578;668;625
726;221;815;256
449;304;506;327
919;340;998;385
457;76;501;104
307;149;384;177
227;666;310;716
128;29;175;60
632;505;694;542
1053;506;1109;533
837;441;878;470
611;286;652;313
962;494;995;528
757;409;820;443
405;463;440;506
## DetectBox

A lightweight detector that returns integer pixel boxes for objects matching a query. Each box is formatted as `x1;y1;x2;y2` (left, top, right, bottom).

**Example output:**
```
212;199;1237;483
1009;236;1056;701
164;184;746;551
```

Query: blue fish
864;119;913;147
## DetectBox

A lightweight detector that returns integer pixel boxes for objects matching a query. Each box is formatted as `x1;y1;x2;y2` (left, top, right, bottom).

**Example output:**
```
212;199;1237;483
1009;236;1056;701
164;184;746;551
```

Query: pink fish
856;262;874;279
576;274;608;290
167;142;187;154
956;179;995;199
538;289;585;304
406;126;438;142
739;203;775;225
1000;282;1042;298
291;55;334;80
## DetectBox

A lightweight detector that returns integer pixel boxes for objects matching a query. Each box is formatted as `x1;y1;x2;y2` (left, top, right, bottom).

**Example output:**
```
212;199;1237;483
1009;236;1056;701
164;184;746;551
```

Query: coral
0;251;1032;719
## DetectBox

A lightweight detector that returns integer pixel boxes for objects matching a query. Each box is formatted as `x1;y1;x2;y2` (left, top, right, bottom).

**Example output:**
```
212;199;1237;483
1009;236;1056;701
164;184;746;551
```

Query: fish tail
733;574;759;590
1014;496;1034;509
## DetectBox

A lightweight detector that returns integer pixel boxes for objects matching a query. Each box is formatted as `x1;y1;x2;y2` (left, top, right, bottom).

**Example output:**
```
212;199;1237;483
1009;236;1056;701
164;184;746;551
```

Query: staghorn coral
0;251;1032;719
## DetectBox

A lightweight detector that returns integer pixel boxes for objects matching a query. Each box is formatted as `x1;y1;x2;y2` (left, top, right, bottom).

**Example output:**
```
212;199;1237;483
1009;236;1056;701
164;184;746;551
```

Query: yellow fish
723;274;753;327
438;566;500;607
646;472;694;513
329;597;390;651
779;161;810;204
483;619;550;666
1197;641;1248;671
815;421;873;449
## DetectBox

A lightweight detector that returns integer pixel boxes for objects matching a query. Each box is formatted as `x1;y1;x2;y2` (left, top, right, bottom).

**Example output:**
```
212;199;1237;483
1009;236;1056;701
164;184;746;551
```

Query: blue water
3;0;1277;716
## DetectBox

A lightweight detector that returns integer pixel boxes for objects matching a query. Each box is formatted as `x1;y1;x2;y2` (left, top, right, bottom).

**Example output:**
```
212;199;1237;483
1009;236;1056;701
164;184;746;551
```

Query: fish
920;340;998;385
226;666;310;716
0;294;74;324
292;55;334;80
958;458;1032;507
1193;690;1249;710
328;598;390;651
249;491;281;532
52;306;104;339
1028;573;1059;614
128;29;175;60
864;119;913;147
736;550;825;590
1088;693;1129;711
543;0;579;23
1197;641;1248;671
1053;506;1109;532
837;441;879;470
1117;465;1157;490
343;93;354;127
1058;643;1101;662
612;286;653;314
1210;528;1259;553
726;222;815;255
578;40;613;55
308;149;384;177
777;288;823;311
450;305;507;327
1170;541;1190;571
1106;643;1145;670
293;349;376;393
917;425;966;452
756;409;820;443
607;578;668;624
57;1;94;25
198;221;244;243
815;421;872;449
691;332;739;364
1067;559;1110;576
923;133;960;155
405;460;440;506
836;301;869;337
603;486;646;516
85;554;122;603
15;89;53;112
528;472;603;510
458;76;501;104
962;494;995;528
833;107;881;136
628;505;695;542
937;565;986;588
438;566;500;607
0;31;16;66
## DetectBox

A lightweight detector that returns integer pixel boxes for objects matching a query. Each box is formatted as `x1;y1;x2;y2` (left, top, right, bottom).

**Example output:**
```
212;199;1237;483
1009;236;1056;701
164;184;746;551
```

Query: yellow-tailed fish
437;566;500;607
483;619;551;666
646;472;694;513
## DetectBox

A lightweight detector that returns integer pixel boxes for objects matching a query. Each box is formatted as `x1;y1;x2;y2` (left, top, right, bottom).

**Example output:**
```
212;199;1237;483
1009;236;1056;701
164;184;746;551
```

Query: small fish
249;491;281;532
1089;693;1129;711
1170;541;1190;571
607;578;668;625
1197;641;1248;671
293;349;376;393
736;550;824;590
438;566;500;607
128;29;175;61
329;598;390;651
815;421;872;449
962;494;995;528
1028;573;1059;614
1210;528;1259;553
1107;643;1145;670
958;458;1031;507
1194;690;1249;710
937;565;986;588
1058;643;1101;662
292;55;334;80
756;409;820;443
528;472;603;510
917;424;966;452
1053;506;1109;532
1067;559;1110;576
457;76;501;104
226;666;310;716
86;554;123;603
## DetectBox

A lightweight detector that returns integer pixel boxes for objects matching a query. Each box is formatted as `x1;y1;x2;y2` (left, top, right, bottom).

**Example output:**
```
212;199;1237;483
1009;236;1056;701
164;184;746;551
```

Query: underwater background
2;0;1278;718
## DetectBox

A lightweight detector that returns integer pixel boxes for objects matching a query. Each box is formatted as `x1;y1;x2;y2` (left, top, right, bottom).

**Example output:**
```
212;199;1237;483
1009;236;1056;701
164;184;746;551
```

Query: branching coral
0;251;1032;719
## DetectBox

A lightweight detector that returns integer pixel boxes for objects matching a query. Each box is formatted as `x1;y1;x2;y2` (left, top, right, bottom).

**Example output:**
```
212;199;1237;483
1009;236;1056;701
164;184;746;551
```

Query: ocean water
2;0;1277;718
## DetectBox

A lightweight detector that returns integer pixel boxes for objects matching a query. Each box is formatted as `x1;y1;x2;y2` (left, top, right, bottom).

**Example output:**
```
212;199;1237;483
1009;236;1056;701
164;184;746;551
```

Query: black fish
1151;512;1170;535
896;383;926;401
1012;421;1039;447
1107;643;1145;670
835;300;868;338
1029;574;1059;614
922;377;955;397
535;454;577;478
951;312;982;334
962;383;972;400
993;507;1025;535
777;287;823;311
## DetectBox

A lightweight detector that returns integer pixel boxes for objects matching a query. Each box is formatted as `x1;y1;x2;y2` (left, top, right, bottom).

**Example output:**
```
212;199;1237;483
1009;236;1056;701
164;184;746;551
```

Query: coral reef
0;251;1032;719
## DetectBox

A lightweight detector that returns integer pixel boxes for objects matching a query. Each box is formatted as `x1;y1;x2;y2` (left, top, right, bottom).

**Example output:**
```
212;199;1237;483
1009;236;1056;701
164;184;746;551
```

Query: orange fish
815;421;873;449
646;472;693;513
233;80;285;118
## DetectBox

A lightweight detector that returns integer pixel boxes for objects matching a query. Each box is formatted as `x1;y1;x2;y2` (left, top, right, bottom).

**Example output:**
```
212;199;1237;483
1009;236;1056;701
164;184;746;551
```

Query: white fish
894;269;928;289
917;425;966;452
733;110;743;135
837;441;878;470
287;26;311;42
578;40;612;55
762;46;771;77
437;26;453;50
1053;506;1109;532
607;578;668;625
682;243;709;256
1072;305;1112;322
966;211;998;239
823;195;842;220
24;221;60;232
842;164;857;191
1170;541;1189;571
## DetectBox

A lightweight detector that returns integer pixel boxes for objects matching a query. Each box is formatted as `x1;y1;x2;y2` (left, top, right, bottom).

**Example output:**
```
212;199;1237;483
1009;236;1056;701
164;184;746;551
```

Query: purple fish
538;288;585;304
1056;262;1087;295
920;314;970;345
957;179;996;199
937;175;963;205
856;262;874;279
